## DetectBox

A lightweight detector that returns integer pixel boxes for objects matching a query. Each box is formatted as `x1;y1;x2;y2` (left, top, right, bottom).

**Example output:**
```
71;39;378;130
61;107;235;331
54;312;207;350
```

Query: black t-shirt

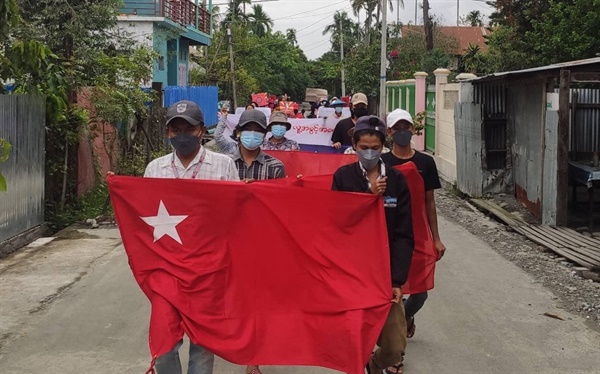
381;151;442;191
331;117;355;146
332;162;414;287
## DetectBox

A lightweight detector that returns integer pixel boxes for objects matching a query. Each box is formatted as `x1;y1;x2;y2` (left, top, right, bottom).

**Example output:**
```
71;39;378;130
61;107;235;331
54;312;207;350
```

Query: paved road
0;217;599;374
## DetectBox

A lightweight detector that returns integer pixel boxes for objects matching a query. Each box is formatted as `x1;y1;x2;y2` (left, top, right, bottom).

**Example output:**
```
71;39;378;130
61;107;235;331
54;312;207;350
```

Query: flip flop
407;316;416;338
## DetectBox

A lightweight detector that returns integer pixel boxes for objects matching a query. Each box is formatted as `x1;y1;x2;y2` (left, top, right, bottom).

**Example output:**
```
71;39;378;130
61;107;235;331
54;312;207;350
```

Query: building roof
400;26;490;54
472;57;600;83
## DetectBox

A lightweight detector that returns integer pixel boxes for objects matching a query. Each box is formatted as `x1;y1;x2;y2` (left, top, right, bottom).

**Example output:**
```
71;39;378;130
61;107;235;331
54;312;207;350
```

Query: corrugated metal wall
163;86;219;126
0;95;46;242
571;88;600;153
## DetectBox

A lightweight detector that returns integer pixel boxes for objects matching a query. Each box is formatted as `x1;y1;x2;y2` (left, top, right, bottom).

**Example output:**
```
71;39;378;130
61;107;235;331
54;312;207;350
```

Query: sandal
407;316;416;338
246;366;262;374
384;363;403;374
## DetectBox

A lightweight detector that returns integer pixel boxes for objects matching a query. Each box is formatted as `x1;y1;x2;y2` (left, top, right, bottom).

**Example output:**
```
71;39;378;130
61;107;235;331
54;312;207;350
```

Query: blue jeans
155;339;214;374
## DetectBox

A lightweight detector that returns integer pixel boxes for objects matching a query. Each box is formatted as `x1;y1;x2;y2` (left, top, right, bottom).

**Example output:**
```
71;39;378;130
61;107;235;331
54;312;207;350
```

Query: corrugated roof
472;57;600;82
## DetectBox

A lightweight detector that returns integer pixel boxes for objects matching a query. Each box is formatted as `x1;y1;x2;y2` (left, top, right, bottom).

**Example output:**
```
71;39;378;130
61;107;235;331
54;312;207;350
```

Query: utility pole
457;0;460;26
397;0;399;24
340;15;346;97
415;0;417;24
227;27;237;109
378;0;388;118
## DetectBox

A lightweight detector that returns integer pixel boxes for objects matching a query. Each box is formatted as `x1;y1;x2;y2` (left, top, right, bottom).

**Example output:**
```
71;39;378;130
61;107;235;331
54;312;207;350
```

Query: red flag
393;163;436;294
108;176;391;374
264;150;356;178
260;152;436;294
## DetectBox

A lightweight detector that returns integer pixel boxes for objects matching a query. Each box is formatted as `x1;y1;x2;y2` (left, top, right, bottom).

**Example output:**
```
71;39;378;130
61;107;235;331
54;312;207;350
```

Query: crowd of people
139;92;447;374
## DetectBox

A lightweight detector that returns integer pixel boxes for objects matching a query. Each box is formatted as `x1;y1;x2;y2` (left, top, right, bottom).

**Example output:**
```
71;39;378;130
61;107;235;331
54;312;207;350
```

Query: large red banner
263;151;437;294
109;176;392;374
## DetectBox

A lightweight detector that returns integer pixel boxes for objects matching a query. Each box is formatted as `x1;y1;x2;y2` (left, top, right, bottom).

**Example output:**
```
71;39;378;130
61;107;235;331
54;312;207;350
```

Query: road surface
0;216;599;373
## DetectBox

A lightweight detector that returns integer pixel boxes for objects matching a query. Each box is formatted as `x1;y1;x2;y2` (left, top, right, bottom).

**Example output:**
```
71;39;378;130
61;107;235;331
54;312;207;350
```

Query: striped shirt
262;137;300;151
144;147;240;181
230;147;285;180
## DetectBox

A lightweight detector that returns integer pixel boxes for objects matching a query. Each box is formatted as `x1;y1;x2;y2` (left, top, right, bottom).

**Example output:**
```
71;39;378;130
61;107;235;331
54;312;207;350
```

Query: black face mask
352;107;368;118
170;133;200;156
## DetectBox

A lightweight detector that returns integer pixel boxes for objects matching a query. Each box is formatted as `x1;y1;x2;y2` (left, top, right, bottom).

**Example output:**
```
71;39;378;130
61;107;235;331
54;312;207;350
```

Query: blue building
118;0;213;87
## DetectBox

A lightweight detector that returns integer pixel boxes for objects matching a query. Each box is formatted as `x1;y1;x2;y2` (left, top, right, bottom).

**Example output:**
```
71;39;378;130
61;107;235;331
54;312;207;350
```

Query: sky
214;0;493;60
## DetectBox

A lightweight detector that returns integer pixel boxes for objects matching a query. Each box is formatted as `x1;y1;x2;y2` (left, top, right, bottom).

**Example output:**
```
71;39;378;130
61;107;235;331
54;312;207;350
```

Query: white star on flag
141;200;188;245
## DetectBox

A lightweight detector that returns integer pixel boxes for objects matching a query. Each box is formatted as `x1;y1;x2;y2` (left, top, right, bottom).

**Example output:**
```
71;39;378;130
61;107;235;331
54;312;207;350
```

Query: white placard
317;107;351;119
222;115;344;146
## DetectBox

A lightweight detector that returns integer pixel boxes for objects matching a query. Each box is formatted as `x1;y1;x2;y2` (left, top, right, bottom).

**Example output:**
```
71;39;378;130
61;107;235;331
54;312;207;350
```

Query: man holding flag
332;115;414;374
143;100;239;374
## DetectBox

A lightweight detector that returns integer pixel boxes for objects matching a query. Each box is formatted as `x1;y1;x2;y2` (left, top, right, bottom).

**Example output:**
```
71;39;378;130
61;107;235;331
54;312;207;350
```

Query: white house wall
435;82;461;183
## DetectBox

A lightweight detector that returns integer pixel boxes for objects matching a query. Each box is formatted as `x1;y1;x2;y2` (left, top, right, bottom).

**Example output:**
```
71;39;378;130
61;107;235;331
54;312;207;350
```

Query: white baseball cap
386;109;414;128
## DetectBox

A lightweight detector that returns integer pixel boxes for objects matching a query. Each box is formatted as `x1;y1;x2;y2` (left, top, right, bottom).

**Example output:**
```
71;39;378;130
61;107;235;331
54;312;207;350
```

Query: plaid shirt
144;147;240;181
230;147;285;180
262;137;300;151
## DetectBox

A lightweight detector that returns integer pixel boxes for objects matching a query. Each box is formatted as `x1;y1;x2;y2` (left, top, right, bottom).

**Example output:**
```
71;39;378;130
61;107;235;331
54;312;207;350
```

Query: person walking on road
143;100;240;374
214;109;285;182
381;109;446;359
331;93;369;150
331;115;414;374
262;111;300;151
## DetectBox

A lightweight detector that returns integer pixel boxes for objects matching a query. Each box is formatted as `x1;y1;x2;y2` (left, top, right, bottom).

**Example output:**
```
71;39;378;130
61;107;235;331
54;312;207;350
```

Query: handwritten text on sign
223;115;342;146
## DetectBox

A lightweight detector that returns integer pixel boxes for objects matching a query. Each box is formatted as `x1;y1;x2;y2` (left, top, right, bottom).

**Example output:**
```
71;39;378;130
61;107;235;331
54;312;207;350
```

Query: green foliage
0;0;20;42
3;0;155;231
308;52;342;98
45;183;112;232
481;0;598;72
0;138;10;192
387;25;457;81
526;0;600;65
199;27;312;103
346;42;381;97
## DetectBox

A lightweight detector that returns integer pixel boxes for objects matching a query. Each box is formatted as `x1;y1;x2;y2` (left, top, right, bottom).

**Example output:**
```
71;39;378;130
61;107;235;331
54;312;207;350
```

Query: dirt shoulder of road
434;188;600;331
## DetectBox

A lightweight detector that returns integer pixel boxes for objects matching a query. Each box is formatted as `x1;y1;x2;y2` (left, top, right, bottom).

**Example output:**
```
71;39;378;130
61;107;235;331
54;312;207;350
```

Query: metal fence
0;95;45;242
425;85;436;153
163;85;219;127
571;88;600;154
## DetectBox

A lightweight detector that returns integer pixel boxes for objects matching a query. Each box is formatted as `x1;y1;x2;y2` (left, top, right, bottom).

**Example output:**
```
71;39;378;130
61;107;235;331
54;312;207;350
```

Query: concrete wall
435;82;461;183
508;82;546;219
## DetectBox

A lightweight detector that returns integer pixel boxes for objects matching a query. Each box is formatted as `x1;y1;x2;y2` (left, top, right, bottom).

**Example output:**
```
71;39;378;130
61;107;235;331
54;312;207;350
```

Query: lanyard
171;148;206;179
359;161;386;191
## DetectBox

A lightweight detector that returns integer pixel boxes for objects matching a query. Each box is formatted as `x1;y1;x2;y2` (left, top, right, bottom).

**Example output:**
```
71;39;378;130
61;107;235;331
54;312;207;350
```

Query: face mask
334;107;343;114
356;148;382;170
271;124;287;139
170;133;200;156
352;107;368;118
240;131;265;150
392;128;413;147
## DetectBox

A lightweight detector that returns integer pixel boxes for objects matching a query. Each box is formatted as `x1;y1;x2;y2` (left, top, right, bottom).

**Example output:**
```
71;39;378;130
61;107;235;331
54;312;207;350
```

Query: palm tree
323;11;361;56
286;28;298;46
465;10;484;26
220;0;251;29
248;4;273;37
351;0;401;46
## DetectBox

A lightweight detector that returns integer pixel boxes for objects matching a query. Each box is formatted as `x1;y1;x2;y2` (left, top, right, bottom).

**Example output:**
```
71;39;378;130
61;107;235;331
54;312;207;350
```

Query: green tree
526;0;600;65
5;0;154;227
248;4;273;37
463;10;484;26
308;52;342;97
323;11;361;57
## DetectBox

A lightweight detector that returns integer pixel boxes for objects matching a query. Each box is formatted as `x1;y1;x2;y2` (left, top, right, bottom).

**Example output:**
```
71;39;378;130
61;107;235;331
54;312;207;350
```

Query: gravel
435;188;600;330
